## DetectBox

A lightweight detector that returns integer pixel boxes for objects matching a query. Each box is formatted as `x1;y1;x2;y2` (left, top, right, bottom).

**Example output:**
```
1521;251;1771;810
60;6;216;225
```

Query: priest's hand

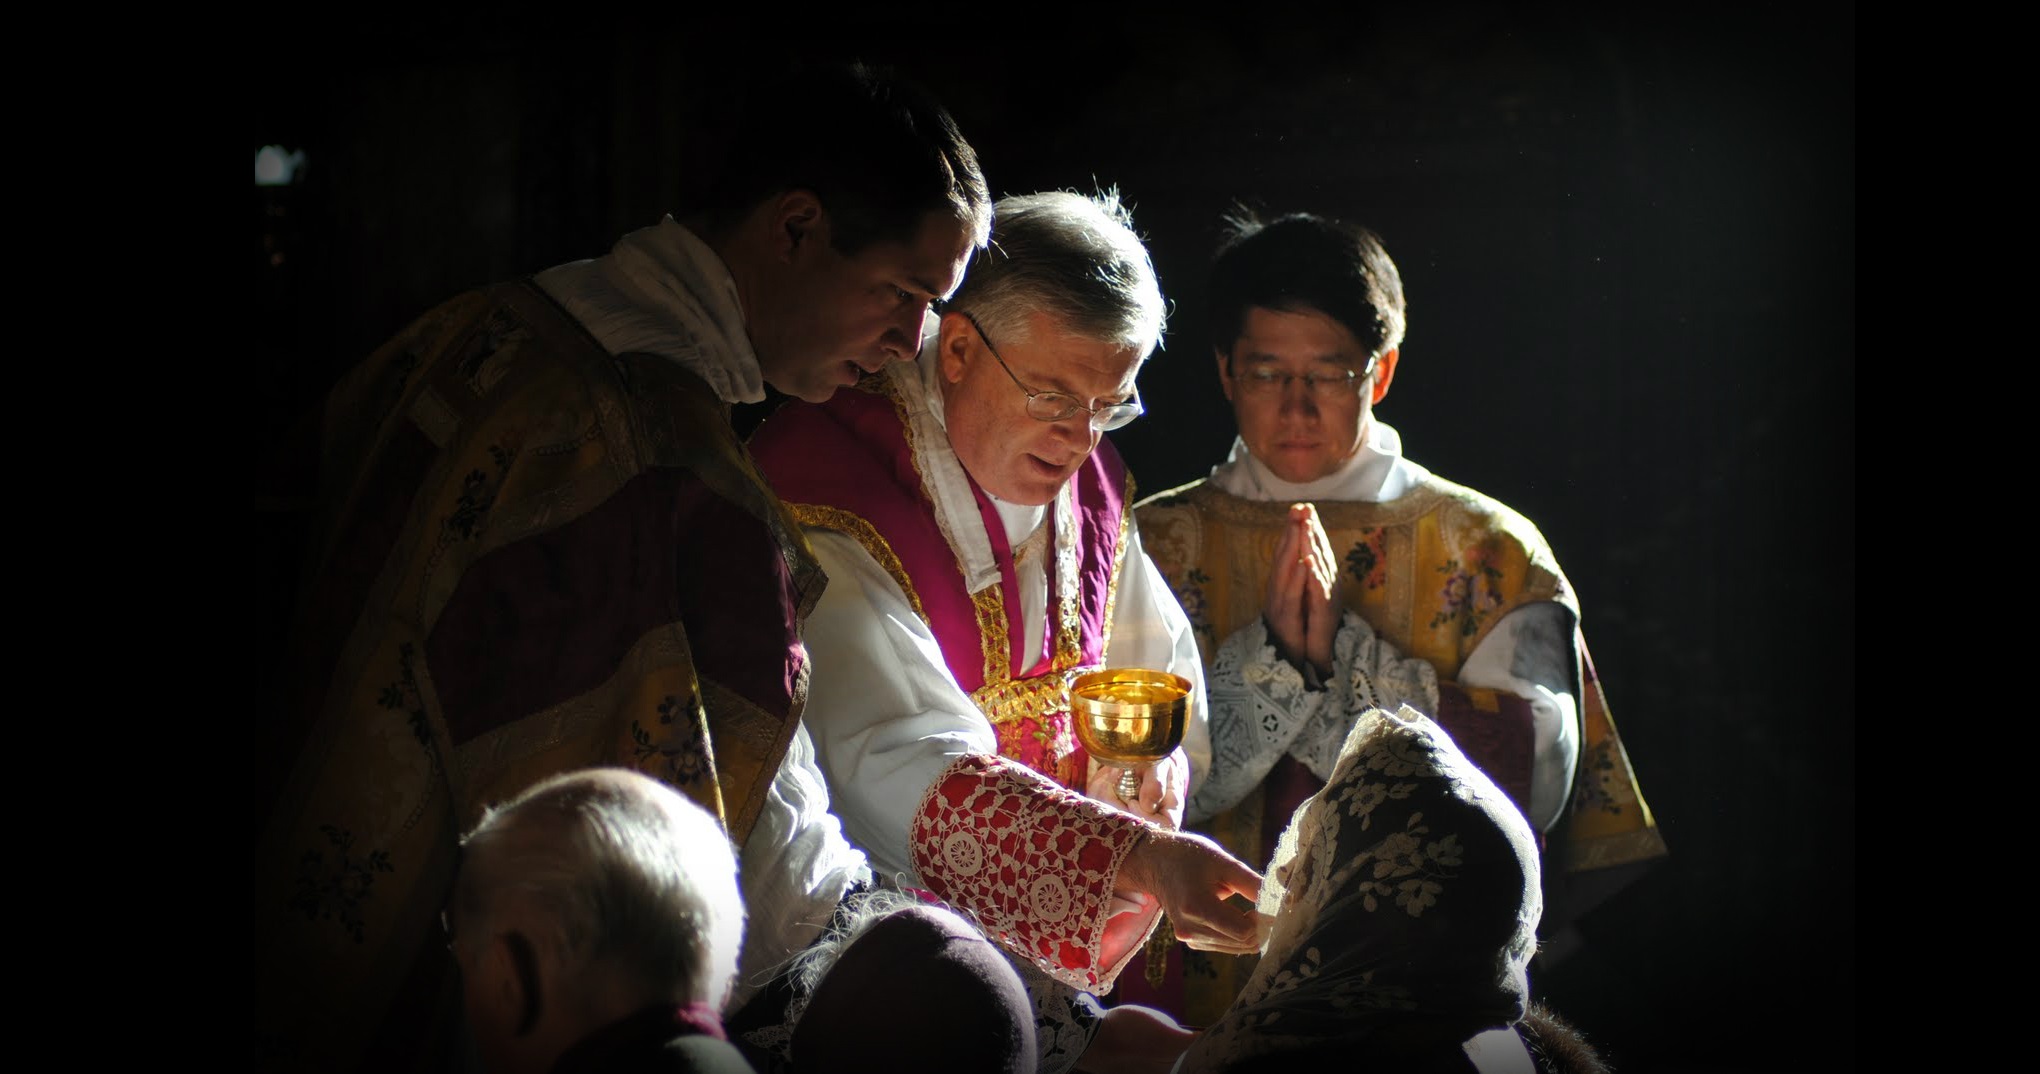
1263;502;1339;678
1116;829;1263;956
1086;747;1187;830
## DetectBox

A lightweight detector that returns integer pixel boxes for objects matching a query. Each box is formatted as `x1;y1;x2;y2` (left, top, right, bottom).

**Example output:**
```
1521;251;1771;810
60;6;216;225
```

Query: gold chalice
1069;667;1191;803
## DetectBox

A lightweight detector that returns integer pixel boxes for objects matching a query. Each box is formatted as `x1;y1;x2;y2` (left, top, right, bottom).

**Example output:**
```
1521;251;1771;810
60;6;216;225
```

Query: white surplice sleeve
800;529;1160;996
1186;601;1581;834
1186;611;1440;825
728;722;872;1013
1456;601;1581;832
800;529;998;885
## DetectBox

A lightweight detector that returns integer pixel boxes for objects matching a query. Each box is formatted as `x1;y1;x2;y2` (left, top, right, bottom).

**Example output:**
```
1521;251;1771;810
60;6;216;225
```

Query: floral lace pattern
1188;612;1440;824
909;754;1153;993
1180;706;1540;1071
1005;952;1105;1074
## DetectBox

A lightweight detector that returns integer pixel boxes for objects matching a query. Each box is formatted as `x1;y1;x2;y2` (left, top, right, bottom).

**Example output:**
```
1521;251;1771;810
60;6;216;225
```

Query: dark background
256;10;1853;1071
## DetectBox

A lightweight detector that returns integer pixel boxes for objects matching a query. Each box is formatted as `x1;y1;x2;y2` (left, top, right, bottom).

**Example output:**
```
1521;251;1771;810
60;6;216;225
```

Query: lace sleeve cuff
1189;618;1333;821
909;754;1156;994
1291;610;1442;780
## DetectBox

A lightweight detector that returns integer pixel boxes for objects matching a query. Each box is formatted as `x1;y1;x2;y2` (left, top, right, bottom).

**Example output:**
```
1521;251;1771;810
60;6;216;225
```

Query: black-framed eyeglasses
960;311;1144;432
1231;355;1378;401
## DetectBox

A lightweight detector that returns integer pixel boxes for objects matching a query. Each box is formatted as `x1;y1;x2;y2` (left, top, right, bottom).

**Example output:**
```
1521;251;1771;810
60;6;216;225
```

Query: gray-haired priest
749;190;1262;1074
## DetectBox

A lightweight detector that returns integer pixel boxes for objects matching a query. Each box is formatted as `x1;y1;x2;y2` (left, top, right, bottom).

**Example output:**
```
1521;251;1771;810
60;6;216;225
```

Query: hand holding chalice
1069;667;1191;807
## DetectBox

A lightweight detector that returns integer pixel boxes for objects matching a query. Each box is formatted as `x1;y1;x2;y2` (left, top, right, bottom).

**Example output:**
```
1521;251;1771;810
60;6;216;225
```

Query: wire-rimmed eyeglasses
1230;355;1378;401
960;311;1144;432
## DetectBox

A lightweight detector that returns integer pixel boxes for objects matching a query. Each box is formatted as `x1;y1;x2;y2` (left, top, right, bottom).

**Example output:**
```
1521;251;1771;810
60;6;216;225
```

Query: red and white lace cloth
909;753;1160;993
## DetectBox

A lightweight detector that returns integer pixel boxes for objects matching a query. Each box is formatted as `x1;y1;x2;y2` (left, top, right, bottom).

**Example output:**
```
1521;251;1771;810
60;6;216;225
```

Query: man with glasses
1132;210;1667;1026
748;191;1260;1074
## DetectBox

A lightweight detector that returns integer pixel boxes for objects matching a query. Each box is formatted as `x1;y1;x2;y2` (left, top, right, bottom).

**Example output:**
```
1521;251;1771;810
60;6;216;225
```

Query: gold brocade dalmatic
254;282;821;1073
1135;477;1666;1025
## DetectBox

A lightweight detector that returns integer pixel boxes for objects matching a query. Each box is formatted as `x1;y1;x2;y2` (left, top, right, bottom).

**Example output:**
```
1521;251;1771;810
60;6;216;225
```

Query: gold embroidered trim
1097;469;1135;652
790;503;929;625
1182;477;1459;530
1561;826;1671;873
972;586;1009;688
1051;490;1082;672
970;673;1071;726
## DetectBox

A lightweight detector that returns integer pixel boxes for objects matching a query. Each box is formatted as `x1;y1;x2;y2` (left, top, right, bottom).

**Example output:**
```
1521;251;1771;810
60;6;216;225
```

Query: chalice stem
1117;768;1142;803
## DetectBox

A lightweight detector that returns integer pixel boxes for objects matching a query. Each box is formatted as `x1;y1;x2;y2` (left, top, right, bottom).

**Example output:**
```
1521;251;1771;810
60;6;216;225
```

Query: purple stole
750;375;1131;790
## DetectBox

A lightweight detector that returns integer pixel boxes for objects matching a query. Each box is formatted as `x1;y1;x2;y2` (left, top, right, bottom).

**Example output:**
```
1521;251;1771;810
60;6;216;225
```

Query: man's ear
937;310;975;385
503;931;544;1036
773;190;827;262
1215;346;1237;405
466;928;542;1041
1369;347;1399;405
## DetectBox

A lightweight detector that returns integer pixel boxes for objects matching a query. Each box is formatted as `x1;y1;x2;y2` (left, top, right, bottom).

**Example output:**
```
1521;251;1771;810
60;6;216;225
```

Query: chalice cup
1069;667;1191;804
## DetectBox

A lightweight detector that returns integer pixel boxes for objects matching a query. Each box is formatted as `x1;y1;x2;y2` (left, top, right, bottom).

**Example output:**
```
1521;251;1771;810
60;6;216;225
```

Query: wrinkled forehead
1025;331;1147;398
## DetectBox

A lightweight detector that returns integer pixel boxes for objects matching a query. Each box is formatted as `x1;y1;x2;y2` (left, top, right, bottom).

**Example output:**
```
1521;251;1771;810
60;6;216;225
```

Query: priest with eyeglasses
748;189;1260;1074
1131;210;1668;1028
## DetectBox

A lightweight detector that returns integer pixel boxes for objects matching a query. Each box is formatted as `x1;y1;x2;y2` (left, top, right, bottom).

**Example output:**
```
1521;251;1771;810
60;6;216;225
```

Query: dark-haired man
254;63;991;1073
1133;211;1666;1025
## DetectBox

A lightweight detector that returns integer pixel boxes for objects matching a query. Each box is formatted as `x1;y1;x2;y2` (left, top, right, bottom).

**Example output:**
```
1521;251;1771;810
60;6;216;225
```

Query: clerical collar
911;337;1052;559
1210;420;1424;504
532;215;765;405
985;492;1049;562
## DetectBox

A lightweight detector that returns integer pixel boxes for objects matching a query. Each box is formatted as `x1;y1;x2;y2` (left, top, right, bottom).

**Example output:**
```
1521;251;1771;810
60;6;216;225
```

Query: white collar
1208;420;1427;503
533;216;765;404
895;341;1063;591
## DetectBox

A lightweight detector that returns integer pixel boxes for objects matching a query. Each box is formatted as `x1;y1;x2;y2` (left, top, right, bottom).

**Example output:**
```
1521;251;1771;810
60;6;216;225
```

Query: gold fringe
1144;914;1174;990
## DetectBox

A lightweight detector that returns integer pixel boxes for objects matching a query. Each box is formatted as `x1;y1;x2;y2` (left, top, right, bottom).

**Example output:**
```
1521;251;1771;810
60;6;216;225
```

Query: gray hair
948;188;1167;357
455;769;745;1009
